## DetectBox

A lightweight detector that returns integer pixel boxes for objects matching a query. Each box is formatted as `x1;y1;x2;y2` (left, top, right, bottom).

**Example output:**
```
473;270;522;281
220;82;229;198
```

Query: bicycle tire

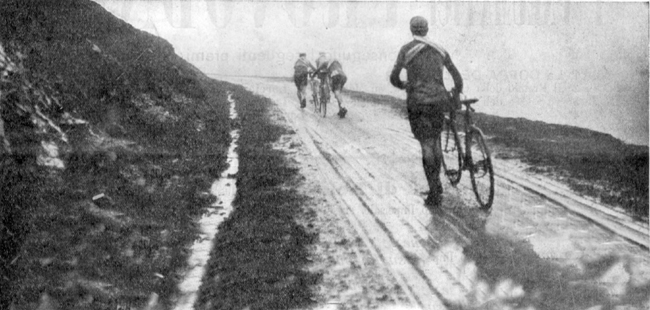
441;115;462;186
320;83;329;118
468;129;494;210
312;81;320;113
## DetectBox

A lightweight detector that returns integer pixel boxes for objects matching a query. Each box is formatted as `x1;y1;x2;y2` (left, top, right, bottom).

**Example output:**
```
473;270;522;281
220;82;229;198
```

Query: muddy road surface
216;76;649;310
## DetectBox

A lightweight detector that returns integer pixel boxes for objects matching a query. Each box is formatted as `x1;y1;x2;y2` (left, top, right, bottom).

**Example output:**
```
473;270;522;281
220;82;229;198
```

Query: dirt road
217;76;649;310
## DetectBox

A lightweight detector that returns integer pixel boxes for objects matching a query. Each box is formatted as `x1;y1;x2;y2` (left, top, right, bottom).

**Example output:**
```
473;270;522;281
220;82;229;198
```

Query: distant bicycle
310;76;321;113
318;76;330;118
441;95;495;210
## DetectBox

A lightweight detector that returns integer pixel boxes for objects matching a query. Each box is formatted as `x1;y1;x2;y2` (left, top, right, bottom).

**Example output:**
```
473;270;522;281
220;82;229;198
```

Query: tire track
295;116;449;309
366;109;649;249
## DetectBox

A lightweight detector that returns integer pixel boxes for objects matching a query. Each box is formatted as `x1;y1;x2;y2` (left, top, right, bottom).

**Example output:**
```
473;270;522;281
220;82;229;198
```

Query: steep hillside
0;0;231;308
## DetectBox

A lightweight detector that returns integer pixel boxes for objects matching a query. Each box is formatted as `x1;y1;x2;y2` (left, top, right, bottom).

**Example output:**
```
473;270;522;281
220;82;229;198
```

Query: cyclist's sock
423;159;442;194
424;192;442;207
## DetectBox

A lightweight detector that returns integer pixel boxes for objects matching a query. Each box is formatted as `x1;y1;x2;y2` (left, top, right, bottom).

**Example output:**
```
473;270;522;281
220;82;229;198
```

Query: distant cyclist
294;53;316;108
389;16;463;208
314;52;348;118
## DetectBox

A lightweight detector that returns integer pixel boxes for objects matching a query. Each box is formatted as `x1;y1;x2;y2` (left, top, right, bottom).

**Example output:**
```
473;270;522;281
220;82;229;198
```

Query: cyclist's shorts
331;75;347;91
407;104;444;141
294;73;309;88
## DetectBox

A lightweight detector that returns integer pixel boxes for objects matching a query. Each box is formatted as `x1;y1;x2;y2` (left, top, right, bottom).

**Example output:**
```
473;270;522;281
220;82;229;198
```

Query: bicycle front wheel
312;85;320;113
441;115;462;186
320;87;329;118
468;129;494;210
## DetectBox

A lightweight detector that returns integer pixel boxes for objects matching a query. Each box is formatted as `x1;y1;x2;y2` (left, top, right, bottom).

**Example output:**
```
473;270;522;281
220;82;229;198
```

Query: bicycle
318;76;330;118
441;95;495;210
310;76;321;113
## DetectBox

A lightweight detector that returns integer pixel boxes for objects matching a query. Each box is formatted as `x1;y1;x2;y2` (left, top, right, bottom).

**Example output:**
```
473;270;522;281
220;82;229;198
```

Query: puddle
173;92;239;310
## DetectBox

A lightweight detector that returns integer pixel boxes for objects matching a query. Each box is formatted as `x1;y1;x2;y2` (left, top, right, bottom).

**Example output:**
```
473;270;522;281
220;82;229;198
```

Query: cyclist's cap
299;53;306;57
410;16;428;34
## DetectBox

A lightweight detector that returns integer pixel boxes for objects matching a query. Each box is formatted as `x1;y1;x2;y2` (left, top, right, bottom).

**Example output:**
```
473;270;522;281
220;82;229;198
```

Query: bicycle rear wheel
468;129;494;210
441;115;462;186
320;85;329;118
312;82;320;113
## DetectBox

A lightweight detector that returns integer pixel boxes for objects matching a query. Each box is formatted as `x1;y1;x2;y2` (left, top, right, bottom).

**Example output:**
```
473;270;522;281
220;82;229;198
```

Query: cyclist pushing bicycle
294;53;317;109
314;52;348;118
390;16;464;208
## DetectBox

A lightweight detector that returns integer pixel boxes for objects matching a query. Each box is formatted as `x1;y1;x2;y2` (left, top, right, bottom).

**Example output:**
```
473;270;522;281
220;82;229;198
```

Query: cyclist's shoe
338;107;348;118
424;193;442;209
300;99;306;109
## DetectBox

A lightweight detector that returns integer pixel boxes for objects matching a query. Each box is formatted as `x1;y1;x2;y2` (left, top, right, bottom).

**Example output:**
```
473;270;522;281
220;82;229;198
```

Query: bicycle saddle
461;98;479;105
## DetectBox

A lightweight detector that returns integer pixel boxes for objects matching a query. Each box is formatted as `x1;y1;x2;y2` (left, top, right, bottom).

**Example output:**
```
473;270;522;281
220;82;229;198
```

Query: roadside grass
343;89;649;220
197;84;319;310
7;78;231;310
477;115;648;219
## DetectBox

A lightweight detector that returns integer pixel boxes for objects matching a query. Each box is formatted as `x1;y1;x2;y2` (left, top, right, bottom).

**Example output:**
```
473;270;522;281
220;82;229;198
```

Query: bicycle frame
320;76;330;101
318;75;331;117
443;96;495;210
456;100;489;164
310;77;320;111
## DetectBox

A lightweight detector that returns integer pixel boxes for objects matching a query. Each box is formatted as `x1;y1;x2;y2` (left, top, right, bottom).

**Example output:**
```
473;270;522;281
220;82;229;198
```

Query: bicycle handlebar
455;98;479;113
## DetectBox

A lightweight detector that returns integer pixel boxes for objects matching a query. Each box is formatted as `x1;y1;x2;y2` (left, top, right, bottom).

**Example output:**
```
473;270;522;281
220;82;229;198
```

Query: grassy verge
6;79;231;310
197;83;319;310
477;115;648;218
343;89;649;220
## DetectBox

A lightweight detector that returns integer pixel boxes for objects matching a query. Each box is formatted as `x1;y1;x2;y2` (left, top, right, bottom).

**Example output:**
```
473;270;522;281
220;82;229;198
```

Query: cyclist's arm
308;61;317;72
390;49;406;90
312;61;327;77
444;55;463;94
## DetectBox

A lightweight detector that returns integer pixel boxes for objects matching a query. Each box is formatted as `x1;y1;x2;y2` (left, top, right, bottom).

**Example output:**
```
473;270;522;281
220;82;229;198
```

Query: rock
39;257;54;267
91;193;115;209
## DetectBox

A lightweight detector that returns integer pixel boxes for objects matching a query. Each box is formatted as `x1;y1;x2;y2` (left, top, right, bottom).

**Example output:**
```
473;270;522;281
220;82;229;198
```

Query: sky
94;1;649;146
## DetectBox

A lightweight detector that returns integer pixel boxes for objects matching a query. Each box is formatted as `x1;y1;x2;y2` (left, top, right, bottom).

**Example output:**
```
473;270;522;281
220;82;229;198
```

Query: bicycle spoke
441;118;462;185
469;131;494;210
472;159;488;178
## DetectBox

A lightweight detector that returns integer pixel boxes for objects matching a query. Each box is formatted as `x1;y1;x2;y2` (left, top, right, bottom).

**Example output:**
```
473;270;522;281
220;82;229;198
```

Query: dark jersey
390;39;463;101
294;58;315;76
